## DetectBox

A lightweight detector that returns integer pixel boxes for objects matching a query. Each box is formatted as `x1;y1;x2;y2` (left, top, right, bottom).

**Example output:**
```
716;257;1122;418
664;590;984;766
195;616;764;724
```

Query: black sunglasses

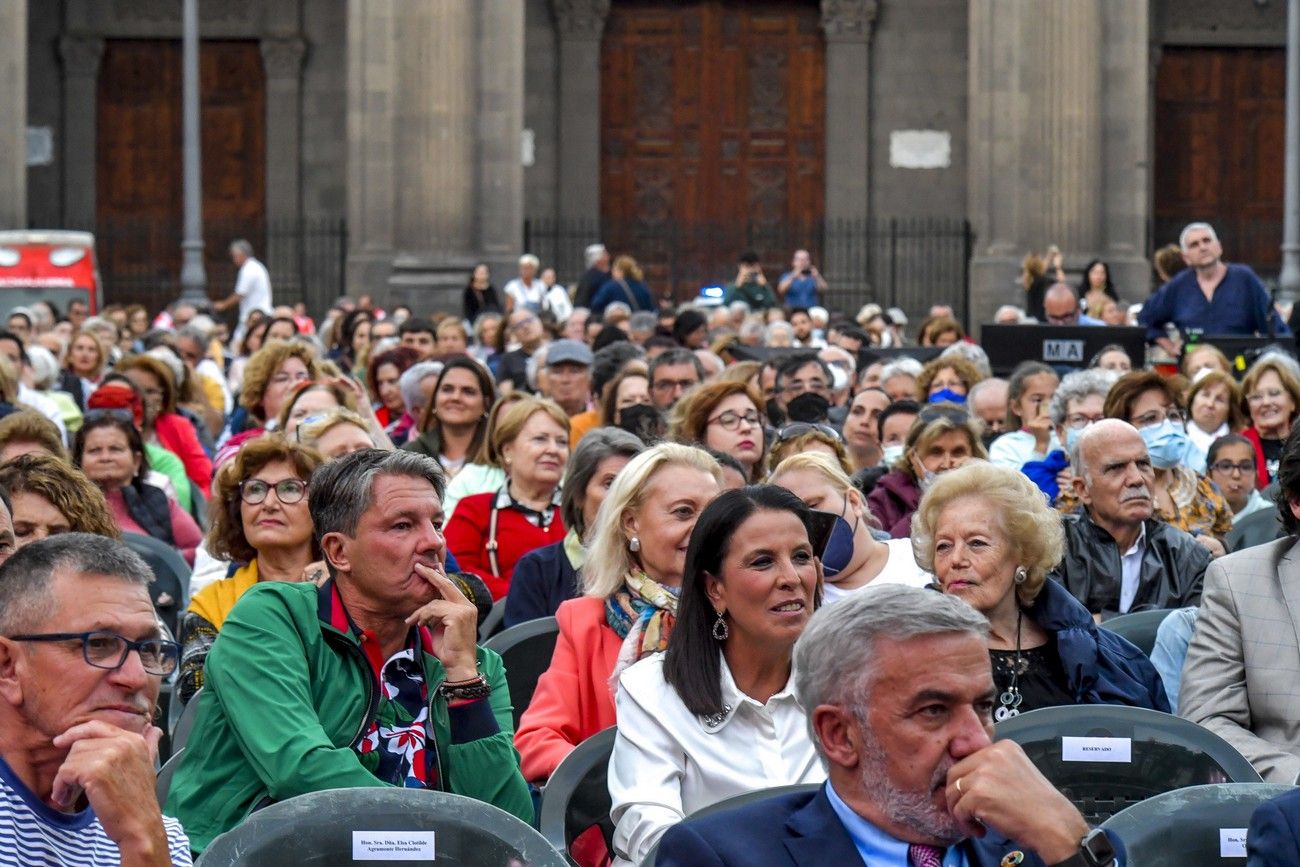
775;422;842;444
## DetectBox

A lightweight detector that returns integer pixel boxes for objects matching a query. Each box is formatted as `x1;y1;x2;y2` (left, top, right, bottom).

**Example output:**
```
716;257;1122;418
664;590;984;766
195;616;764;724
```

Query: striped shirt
0;753;192;866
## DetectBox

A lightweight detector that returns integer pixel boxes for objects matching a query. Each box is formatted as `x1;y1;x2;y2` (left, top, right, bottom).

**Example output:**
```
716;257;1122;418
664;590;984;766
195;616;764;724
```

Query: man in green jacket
167;449;532;853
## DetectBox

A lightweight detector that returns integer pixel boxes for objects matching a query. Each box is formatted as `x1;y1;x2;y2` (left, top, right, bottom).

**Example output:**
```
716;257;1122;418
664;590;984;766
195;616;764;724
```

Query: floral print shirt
355;642;441;790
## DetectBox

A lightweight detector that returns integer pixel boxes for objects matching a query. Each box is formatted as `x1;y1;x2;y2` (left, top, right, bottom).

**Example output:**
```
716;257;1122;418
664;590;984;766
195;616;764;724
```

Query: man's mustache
1119;485;1151;502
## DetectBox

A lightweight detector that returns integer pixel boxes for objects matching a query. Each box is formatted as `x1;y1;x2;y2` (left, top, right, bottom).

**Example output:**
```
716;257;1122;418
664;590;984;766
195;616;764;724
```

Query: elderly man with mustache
1051;419;1209;618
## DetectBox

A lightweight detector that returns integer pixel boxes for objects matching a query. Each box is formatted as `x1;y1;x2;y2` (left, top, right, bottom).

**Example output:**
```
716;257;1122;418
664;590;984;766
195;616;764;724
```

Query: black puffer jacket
1051;511;1210;616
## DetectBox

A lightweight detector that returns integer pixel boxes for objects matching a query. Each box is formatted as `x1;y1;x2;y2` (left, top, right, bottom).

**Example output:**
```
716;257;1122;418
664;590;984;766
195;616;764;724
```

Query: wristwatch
1050;829;1116;867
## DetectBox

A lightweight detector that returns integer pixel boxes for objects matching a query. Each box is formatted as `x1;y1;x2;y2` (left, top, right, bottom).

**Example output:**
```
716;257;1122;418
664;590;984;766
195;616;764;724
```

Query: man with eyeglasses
648;348;705;411
1042;283;1104;327
167;449;530;854
0;533;191;864
1051;419;1209;618
496;309;549;396
774;355;834;425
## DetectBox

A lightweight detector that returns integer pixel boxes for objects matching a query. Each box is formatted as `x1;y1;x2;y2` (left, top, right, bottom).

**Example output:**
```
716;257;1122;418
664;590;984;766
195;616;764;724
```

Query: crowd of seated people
11;223;1300;864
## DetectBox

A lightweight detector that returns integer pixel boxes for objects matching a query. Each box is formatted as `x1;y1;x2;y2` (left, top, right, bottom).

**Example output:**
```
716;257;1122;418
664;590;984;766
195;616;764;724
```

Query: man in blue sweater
1138;221;1289;355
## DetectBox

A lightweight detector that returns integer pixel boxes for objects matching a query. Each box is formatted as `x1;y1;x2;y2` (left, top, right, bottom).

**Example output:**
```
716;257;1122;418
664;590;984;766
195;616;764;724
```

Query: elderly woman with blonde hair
912;461;1168;718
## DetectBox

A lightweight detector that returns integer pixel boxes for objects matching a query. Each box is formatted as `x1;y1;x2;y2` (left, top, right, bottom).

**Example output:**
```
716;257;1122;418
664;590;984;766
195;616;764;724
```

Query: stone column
821;0;875;224
0;1;26;229
552;0;610;224
966;0;1105;327
59;35;104;227
476;0;526;273
346;0;398;294
261;37;307;223
1100;0;1152;298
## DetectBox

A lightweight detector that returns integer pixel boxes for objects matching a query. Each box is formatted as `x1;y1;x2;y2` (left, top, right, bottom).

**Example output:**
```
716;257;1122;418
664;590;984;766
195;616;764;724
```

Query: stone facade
5;0;1289;318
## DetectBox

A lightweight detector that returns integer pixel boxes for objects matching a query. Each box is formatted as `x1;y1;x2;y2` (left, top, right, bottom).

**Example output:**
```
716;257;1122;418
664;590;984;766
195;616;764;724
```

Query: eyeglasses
509;315;539;333
239;478;308;505
1247;388;1289;404
270;371;311;388
8;630;180;676
707;409;761;431
1064;413;1105;430
653;377;697;393
1129;408;1185;429
1210;460;1256;476
917;404;970;426
781;379;829;396
84;407;136;425
775;422;842;444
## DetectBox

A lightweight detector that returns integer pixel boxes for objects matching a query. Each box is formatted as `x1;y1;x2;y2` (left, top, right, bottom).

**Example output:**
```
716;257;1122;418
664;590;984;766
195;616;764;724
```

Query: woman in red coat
116;353;213;497
445;397;570;599
513;443;724;783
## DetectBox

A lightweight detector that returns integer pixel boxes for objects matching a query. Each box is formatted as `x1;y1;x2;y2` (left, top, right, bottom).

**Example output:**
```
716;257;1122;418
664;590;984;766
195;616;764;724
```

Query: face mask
1065;426;1083;453
917;468;938;491
882;444;904;466
617;403;664;443
817;501;859;579
787;392;832;424
928;388;967;405
1140;420;1190;470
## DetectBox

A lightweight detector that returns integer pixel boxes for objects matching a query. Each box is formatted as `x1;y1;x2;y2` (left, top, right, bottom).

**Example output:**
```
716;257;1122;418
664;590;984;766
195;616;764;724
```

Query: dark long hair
1078;258;1118;301
416;354;496;458
663;485;819;717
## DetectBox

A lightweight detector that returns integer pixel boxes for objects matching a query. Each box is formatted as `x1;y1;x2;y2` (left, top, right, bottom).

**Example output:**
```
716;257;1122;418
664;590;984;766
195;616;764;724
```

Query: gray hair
176;322;211;346
23;345;60;390
739;318;766;342
309;449;446;543
994;304;1027;323
628;312;658;334
1179;222;1218;250
560;427;645;539
229;238;254;257
965;376;1006;408
694;349;725;378
793;584;988;753
525;344;550;392
1255;349;1300;384
604;301;632;320
728;301;751;317
879;357;923;383
584;244;607;268
1049;368;1118;426
765;321;795;342
939;342;992;379
399;361;443;413
518;253;540;269
0;534;153;635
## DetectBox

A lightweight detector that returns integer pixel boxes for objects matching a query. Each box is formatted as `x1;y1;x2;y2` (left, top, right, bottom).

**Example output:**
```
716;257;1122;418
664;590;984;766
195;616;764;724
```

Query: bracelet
440;674;491;701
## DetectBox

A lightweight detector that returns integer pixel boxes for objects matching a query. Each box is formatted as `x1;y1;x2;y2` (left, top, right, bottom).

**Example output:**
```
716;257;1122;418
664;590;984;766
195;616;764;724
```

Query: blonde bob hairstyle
897;411;989;480
767;429;852;476
491;396;571;462
582;442;723;599
910;461;1064;607
297;408;373;451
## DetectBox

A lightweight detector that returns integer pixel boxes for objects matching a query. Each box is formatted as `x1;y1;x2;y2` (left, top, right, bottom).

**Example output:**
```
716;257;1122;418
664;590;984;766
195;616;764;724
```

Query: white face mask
882;444;904;466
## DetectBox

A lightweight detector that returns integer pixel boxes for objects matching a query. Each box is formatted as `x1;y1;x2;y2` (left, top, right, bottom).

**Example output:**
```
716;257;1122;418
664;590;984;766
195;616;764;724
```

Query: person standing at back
214;238;273;343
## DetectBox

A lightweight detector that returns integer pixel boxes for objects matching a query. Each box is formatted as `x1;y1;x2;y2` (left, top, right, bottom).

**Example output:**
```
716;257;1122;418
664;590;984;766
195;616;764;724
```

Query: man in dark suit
1248;788;1300;864
656;585;1123;867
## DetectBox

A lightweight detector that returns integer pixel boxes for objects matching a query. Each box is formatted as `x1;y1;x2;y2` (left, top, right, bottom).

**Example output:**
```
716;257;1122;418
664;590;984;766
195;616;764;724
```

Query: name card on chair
1220;828;1248;858
1061;736;1131;763
352;831;436;860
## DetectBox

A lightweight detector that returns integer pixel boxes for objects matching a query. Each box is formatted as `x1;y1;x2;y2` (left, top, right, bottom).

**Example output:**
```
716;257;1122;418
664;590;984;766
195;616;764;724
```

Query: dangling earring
1014;566;1028;585
712;610;729;641
628;536;641;553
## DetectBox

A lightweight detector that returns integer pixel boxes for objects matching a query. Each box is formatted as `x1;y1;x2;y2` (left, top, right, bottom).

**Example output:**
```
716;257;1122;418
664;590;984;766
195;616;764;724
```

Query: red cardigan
513;597;622;783
155;412;213;497
444;492;566;599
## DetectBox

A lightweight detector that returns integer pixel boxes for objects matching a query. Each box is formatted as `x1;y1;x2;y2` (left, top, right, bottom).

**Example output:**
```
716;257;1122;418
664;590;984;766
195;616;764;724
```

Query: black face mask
617;403;665;444
766;397;786;428
981;430;1000;451
786;392;832;424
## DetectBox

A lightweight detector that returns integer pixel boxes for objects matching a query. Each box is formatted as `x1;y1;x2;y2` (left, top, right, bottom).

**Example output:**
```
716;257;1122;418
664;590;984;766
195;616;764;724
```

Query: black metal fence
65;217;347;318
524;216;973;327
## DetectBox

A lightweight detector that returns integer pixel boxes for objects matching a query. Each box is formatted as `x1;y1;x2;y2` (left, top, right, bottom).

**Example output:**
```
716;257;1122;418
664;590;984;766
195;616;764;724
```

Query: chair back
198;787;569;866
538;726;617;856
1101;783;1296;865
1102;608;1175;656
122;531;192;637
995;705;1262;825
483;616;560;728
172;687;205;755
156;748;185;804
479;596;507;642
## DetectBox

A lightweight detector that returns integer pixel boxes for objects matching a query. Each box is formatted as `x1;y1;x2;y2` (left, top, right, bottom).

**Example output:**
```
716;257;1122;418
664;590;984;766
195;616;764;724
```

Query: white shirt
988;429;1061;469
440;463;507;520
545;285;573;322
503;277;548;314
233;256;273;329
1118;523;1148;614
18;384;67;444
822;538;933;604
608;653;825;866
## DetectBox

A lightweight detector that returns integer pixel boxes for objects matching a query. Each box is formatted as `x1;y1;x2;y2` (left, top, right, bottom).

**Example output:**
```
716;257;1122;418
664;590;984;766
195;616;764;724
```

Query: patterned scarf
605;570;680;689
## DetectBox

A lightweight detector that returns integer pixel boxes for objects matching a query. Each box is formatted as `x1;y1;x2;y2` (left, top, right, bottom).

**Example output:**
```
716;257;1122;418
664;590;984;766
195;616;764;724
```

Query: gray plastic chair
538;726;617;858
197;787;569;866
171;687;204;755
1101;783;1296;865
156;748;185;805
995;704;1262;825
483;616;560;729
1102;608;1175;656
479;597;507;642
